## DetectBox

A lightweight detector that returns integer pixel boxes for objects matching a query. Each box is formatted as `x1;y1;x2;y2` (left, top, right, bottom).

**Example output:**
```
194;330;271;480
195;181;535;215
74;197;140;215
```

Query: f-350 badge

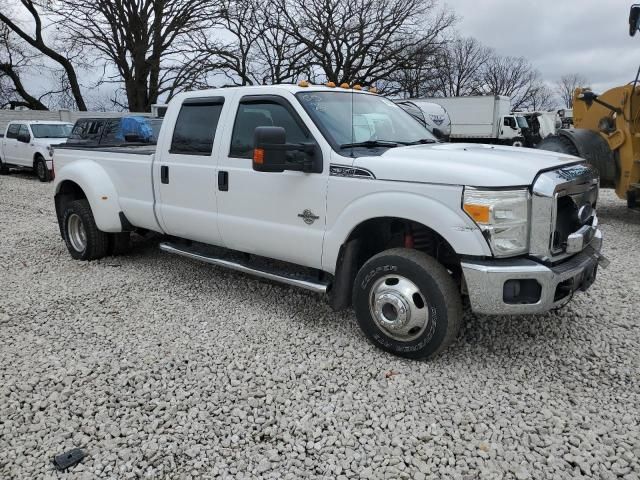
298;209;319;225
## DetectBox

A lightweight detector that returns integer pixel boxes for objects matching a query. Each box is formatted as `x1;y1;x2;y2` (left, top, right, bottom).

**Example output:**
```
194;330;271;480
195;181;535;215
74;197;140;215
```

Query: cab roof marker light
298;80;310;87
326;81;336;88
340;83;350;89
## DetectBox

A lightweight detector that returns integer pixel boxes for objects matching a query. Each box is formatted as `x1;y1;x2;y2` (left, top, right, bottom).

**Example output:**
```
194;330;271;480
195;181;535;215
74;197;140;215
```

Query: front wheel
35;156;50;182
352;248;462;359
62;200;109;260
0;157;9;175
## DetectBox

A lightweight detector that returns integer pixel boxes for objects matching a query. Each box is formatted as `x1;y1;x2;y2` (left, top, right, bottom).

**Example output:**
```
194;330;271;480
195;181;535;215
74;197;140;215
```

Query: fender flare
322;191;491;274
54;160;123;232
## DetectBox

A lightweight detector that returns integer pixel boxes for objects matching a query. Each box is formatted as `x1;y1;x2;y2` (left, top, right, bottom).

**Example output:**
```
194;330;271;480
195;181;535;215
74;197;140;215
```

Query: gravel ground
0;172;638;480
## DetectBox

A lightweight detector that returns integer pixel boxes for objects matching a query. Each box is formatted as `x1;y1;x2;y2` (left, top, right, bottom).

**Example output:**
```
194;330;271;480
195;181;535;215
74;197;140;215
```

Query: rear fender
54;160;122;232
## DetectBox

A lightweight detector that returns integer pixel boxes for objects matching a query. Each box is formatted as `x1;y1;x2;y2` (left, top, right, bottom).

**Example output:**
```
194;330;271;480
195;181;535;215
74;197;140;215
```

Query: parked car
0;121;72;181
394;100;451;141
68;116;162;145
52;83;606;359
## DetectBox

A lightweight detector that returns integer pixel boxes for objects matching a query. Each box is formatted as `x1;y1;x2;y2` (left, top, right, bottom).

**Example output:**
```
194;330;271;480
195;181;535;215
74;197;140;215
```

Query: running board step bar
159;242;329;294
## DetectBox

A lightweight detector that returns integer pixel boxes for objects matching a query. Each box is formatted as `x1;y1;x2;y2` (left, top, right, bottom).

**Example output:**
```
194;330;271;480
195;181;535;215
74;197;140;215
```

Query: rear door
153;96;227;245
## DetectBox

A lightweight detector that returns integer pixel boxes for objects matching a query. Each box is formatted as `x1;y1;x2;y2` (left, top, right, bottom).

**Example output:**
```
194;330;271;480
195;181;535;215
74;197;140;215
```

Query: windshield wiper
339;140;398;149
402;138;437;145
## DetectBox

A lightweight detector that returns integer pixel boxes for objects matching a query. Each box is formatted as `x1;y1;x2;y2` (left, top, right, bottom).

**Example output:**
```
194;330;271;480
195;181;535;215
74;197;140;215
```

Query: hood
352;143;582;187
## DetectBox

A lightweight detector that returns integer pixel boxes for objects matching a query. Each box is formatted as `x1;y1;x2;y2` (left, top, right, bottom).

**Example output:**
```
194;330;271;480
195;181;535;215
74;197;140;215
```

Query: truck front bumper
461;230;605;315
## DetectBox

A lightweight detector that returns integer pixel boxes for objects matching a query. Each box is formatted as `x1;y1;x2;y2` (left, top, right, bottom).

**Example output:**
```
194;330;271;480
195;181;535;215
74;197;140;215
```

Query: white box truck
412;95;524;146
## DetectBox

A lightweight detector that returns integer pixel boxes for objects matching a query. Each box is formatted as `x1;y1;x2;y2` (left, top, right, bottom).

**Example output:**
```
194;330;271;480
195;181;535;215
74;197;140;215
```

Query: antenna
351;83;355;158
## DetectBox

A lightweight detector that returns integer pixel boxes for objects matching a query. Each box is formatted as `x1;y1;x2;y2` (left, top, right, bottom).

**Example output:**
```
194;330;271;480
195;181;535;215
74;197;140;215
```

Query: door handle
218;171;228;191
161;165;169;184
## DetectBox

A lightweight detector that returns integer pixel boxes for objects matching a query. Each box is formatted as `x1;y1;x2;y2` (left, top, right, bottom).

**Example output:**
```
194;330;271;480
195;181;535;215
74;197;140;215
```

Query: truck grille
530;163;599;262
551;185;598;253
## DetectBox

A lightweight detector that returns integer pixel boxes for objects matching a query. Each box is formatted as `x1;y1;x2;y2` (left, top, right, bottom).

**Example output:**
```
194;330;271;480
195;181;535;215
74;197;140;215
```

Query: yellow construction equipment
537;5;640;208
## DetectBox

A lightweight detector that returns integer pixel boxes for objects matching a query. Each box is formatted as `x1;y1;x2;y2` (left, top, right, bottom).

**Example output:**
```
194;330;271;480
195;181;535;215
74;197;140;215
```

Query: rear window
170;100;224;155
6;124;20;139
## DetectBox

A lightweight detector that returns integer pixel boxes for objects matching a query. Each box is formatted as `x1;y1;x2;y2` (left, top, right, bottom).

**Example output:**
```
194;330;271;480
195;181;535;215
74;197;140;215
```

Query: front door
15;124;32;166
216;95;328;269
2;124;20;164
154;96;227;246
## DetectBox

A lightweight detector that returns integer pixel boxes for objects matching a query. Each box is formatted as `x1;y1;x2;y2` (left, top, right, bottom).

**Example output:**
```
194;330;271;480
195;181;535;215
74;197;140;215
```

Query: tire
511;139;524;147
34;155;50;182
536;135;579;156
0;157;9;175
61;199;109;260
108;232;131;256
352;248;462;359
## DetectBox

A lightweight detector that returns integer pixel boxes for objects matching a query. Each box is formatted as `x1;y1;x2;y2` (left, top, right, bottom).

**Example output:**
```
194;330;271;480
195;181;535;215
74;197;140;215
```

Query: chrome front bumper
461;230;605;315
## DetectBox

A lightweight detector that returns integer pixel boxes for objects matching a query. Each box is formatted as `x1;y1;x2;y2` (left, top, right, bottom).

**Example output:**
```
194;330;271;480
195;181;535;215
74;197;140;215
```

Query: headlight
463;188;530;257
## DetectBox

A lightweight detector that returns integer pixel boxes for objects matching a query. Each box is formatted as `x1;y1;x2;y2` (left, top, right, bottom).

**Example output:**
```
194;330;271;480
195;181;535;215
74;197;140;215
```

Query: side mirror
252;126;286;173
630;5;640;36
17;133;30;143
432;128;444;139
252;126;320;173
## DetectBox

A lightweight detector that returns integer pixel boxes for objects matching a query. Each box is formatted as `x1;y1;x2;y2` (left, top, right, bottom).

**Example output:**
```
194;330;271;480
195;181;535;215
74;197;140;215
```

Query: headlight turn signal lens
463;203;490;224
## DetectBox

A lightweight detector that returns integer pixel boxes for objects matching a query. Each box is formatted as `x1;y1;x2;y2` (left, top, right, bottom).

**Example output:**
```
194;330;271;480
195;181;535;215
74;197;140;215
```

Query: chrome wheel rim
67;213;87;253
37;161;45;179
369;274;429;341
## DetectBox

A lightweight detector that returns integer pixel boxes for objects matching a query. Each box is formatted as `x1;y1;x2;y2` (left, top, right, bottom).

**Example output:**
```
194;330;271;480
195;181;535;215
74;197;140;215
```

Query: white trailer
413;96;523;146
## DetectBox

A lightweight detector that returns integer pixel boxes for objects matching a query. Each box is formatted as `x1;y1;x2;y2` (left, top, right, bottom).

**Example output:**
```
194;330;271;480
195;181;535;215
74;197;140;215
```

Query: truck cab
52;84;606;359
0;121;73;181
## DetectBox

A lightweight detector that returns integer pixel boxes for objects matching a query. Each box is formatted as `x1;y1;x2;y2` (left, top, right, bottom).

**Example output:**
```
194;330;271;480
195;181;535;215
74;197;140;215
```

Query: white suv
0;121;73;181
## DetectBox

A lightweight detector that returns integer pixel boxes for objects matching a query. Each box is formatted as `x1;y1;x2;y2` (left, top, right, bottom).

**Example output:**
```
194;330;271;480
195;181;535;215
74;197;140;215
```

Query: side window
17;124;29;139
87;121;103;136
230;101;309;158
70;121;85;139
170;101;224;155
6;124;19;139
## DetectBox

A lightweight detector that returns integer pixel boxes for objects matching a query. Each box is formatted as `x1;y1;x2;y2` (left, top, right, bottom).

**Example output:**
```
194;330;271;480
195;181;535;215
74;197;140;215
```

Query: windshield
296;91;437;149
31;124;73;138
516;116;529;129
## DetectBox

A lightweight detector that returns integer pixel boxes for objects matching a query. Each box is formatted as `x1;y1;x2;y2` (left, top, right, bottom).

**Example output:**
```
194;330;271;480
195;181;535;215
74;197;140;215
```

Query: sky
444;0;639;93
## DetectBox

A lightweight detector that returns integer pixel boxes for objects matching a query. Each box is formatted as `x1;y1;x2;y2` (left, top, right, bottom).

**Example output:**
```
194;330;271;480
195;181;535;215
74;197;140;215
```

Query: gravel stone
0;174;639;479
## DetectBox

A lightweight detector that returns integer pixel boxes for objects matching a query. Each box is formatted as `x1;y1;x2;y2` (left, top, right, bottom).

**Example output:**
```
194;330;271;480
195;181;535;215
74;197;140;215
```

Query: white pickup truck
0;121;73;181
52;84;606;359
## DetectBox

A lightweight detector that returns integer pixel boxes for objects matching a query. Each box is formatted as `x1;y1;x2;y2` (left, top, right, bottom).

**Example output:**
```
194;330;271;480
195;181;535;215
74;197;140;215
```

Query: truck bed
53;143;160;232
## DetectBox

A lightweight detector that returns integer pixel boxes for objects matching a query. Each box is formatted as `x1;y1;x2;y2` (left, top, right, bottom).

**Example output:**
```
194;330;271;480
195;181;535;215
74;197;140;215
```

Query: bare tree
384;42;442;98
521;83;557;111
272;0;454;86
194;0;310;87
0;0;87;110
53;0;214;111
555;73;589;108
480;55;545;110
432;37;491;97
0;25;48;109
